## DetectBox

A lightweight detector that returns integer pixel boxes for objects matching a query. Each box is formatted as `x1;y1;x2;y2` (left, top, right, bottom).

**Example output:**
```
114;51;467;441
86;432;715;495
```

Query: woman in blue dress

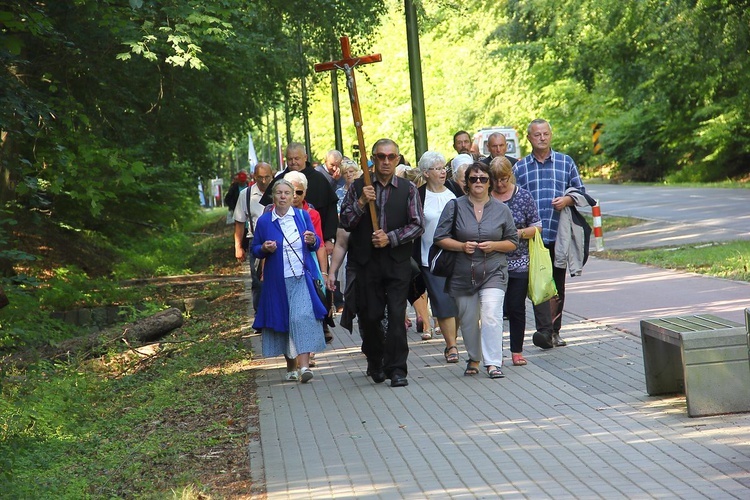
252;179;328;383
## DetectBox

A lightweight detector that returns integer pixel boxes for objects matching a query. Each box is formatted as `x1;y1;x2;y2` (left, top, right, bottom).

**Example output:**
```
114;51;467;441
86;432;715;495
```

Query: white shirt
421;188;457;267
232;184;265;236
271;208;305;279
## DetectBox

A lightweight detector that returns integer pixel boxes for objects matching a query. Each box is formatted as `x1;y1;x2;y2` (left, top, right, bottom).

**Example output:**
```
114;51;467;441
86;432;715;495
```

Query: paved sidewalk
244;268;750;499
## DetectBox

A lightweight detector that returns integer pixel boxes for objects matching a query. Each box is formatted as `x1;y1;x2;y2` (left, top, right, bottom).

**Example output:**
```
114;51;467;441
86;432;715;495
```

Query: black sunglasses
374;153;399;161
469;176;490;184
294;190;305;196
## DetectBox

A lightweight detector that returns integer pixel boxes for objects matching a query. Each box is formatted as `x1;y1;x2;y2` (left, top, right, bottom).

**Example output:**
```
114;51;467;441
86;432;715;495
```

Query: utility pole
273;107;282;170
298;25;312;155
283;86;292;145
404;0;428;159
332;70;343;152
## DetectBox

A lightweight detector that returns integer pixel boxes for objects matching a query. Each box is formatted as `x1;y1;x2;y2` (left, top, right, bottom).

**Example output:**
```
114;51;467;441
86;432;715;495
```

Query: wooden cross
315;36;381;231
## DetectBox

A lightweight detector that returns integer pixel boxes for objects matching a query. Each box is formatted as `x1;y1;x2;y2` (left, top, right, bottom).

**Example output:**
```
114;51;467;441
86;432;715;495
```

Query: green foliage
304;0;750;182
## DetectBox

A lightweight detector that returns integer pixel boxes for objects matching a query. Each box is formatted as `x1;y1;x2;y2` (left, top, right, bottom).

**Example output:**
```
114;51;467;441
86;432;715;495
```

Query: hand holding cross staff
315;36;381;231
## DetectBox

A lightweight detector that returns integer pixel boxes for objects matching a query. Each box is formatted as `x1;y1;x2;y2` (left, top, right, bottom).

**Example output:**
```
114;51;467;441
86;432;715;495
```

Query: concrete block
641;315;749;417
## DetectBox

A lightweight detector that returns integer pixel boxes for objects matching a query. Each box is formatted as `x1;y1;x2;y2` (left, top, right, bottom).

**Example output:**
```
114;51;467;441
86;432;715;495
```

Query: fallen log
1;307;184;370
122;307;184;342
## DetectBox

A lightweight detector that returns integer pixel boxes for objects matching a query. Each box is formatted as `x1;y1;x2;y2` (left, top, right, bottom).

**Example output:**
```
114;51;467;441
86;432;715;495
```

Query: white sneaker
300;367;314;383
284;370;299;382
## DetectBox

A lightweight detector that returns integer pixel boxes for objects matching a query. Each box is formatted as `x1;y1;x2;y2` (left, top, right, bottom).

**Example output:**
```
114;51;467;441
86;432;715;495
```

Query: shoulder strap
450;198;458;237
246;187;255;233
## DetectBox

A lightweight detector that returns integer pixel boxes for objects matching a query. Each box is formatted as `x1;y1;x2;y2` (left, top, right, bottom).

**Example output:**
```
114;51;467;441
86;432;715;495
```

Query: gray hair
341;158;360;173
451;154;473;179
370;138;399;155
527;119;551;135
326;150;343;162
454;163;469;182
272;179;295;194
283;170;308;190
286;142;307;156
417;151;446;172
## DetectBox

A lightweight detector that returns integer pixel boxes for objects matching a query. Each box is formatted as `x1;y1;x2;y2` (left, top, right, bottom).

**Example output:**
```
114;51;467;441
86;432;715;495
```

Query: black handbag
428;199;458;278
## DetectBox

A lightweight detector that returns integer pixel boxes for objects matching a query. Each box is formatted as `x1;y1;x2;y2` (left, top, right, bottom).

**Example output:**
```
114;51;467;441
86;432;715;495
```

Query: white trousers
455;287;505;367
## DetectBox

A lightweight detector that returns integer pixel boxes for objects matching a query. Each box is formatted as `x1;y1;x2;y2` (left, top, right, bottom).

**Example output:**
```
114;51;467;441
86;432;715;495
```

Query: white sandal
284;371;299;382
421;329;433;340
299;367;314;383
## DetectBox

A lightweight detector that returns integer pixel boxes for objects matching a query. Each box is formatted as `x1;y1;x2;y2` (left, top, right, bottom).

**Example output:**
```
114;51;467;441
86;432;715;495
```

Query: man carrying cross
339;139;424;388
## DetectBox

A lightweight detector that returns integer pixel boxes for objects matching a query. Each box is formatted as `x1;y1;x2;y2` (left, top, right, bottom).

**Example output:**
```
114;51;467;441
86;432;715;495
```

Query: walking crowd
232;119;590;387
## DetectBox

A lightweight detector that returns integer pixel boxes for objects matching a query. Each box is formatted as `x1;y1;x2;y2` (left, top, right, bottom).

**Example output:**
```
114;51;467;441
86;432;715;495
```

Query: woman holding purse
433;162;518;378
252;179;328;383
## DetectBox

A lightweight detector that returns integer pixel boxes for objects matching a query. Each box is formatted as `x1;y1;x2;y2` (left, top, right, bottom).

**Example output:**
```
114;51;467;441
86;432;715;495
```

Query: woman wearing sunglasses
433;162;518;378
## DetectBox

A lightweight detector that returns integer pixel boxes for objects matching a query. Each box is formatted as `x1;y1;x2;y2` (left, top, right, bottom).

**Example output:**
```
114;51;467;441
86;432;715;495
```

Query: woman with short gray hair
413;151;460;361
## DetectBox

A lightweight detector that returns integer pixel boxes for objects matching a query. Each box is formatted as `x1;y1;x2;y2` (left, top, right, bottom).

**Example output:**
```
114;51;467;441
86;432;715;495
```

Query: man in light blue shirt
514;119;585;348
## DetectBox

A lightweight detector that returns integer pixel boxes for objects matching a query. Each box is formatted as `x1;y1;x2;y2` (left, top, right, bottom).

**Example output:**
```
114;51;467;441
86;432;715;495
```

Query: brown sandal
512;353;527;366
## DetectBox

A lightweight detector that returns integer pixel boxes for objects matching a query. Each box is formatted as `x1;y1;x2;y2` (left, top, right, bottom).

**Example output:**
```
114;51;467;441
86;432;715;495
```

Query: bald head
254;162;273;192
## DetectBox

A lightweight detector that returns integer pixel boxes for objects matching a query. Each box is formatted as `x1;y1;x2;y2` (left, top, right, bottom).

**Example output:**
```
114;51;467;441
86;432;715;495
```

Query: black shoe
532;331;554;349
552;333;567;347
323;324;334;344
390;374;409;387
367;360;386;384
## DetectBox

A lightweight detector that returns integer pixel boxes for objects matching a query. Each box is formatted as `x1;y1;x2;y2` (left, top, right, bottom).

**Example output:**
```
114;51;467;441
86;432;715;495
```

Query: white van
472;127;520;160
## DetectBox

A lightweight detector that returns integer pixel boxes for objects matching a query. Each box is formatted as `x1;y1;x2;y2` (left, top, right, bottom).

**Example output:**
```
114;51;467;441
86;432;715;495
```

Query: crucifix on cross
314;36;381;231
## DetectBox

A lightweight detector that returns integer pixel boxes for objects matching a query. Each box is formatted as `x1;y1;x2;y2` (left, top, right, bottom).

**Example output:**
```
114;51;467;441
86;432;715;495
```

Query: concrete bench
640;314;750;417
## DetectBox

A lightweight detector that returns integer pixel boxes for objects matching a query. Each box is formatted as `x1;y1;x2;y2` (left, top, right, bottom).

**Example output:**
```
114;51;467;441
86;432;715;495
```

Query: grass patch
1;213;257;498
583;214;644;233
596;240;750;282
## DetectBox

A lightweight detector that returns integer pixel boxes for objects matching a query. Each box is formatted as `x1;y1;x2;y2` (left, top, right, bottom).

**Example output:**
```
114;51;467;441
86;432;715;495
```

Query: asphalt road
563;184;750;332
579;185;750;250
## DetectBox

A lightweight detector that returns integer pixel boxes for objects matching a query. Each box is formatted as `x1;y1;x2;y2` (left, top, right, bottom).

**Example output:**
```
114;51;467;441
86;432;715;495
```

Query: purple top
501;185;542;273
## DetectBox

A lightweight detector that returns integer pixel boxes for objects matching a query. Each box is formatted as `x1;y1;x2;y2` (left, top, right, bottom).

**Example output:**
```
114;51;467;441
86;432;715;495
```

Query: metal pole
404;0;428;159
332;71;343;152
301;74;312;155
273;106;282;171
283;86;292;145
298;26;312;155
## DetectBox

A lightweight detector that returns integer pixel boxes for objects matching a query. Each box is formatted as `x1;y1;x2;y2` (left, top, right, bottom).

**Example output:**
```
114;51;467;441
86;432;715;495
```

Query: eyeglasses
498;176;510;183
427;167;446;172
374;153;399;161
294;190;305;196
469;176;490;184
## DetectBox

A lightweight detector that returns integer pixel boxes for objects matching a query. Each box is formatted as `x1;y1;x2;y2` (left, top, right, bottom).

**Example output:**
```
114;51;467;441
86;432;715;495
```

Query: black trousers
532;242;567;334
354;252;411;378
504;272;529;353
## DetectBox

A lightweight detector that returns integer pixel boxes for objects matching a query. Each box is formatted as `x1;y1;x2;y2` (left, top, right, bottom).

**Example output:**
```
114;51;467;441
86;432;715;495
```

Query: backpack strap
246;186;255;234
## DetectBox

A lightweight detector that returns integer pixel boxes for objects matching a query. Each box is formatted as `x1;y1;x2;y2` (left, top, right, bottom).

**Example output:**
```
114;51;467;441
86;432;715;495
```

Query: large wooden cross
315;36;381;231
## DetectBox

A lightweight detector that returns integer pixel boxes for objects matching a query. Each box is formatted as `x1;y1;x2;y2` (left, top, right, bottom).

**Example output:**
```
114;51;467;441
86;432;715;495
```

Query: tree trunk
0;285;8;309
122;307;184;342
